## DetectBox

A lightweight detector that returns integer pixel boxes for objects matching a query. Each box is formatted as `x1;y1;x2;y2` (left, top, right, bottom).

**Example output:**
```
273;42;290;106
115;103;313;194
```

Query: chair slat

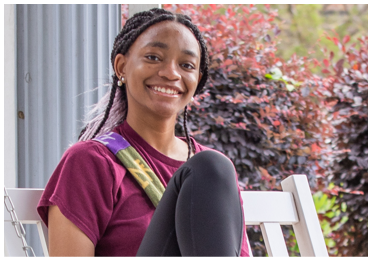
241;191;299;225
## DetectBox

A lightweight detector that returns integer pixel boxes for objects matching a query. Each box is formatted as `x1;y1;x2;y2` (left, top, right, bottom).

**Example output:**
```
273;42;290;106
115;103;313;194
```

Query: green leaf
330;196;336;206
325;211;335;218
341;216;348;223
321;220;332;234
325;238;336;248
341;202;347;212
319;194;328;210
264;73;273;79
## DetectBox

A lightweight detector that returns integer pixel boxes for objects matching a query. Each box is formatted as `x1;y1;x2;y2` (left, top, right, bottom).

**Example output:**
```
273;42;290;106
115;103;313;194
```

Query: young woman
37;8;249;256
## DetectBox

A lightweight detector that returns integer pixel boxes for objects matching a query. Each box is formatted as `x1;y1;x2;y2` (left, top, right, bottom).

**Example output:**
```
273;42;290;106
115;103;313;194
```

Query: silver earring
191;97;194;102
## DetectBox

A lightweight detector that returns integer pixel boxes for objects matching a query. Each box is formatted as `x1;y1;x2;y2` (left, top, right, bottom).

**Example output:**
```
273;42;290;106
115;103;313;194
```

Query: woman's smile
147;85;183;97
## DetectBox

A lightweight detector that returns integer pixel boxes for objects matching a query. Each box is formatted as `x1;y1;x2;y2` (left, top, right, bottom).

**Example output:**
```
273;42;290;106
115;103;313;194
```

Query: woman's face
118;21;202;120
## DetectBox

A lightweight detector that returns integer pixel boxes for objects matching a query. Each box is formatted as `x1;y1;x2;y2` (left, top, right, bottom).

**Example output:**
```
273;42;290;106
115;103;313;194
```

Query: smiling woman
36;8;249;256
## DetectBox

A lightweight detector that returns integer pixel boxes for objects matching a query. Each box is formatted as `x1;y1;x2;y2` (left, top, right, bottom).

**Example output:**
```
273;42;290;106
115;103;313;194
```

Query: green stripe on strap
94;132;165;207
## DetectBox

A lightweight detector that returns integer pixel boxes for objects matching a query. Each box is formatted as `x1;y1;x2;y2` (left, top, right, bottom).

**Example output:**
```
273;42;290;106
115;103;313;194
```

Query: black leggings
136;150;243;256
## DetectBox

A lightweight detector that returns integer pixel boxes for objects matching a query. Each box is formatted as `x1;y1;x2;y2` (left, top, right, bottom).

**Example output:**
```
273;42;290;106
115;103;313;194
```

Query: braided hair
79;8;209;160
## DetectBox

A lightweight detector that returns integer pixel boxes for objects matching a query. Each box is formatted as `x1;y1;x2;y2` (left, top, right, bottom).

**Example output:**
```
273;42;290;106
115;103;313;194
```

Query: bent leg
136;150;243;256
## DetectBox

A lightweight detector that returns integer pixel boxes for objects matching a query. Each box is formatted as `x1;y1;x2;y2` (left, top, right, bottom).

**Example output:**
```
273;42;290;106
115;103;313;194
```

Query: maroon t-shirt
37;121;249;256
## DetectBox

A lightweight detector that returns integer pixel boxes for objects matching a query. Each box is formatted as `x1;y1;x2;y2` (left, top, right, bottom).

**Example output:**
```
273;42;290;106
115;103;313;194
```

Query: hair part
79;8;209;160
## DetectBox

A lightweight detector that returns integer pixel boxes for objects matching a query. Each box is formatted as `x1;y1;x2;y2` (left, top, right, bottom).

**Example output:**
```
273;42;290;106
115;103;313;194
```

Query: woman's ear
114;54;126;79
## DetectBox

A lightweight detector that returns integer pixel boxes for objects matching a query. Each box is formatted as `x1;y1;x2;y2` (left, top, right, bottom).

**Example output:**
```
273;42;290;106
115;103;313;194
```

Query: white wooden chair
4;175;328;257
242;174;328;256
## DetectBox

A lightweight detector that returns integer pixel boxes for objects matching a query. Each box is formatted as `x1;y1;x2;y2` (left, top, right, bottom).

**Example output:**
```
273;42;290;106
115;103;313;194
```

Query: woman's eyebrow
182;49;198;58
145;41;198;58
145;41;168;49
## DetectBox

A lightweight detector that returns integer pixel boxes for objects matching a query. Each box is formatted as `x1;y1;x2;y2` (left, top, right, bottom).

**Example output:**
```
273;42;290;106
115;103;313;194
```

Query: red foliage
317;34;368;256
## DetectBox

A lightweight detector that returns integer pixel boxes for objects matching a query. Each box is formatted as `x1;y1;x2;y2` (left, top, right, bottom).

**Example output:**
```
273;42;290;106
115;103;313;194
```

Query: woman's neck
126;112;188;160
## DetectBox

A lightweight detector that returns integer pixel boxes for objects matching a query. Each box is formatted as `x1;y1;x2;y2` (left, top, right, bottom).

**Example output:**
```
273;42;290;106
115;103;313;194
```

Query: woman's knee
185;150;236;184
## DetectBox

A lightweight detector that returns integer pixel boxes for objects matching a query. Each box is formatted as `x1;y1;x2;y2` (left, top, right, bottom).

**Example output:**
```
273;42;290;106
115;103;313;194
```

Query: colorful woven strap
94;132;165;207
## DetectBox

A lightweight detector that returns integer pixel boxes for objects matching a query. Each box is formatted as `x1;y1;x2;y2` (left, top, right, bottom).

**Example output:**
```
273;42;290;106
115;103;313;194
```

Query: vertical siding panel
97;4;110;98
16;4;26;188
55;4;61;158
84;5;97;114
71;4;84;142
37;5;45;187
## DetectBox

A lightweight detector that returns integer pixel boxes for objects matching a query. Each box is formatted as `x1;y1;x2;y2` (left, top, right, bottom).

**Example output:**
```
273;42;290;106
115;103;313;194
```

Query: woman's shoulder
51;138;125;189
60;139;119;168
65;139;112;156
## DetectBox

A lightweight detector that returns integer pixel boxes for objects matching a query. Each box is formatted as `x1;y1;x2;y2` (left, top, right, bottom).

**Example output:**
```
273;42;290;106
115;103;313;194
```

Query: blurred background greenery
256;4;367;73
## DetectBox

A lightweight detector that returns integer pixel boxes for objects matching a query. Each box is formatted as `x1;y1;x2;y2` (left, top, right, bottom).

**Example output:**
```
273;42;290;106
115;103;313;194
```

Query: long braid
78;125;87;140
91;84;117;139
79;8;210;154
183;107;194;160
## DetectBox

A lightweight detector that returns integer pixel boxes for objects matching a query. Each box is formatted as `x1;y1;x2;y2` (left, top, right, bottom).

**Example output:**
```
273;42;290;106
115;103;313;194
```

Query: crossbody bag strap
94;132;165;207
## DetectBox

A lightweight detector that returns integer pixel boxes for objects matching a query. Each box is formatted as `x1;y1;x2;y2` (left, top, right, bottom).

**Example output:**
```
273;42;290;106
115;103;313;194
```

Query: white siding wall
16;4;121;189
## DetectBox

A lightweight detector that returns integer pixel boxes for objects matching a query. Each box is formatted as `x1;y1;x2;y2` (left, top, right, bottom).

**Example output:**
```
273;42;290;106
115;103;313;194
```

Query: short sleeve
37;141;116;246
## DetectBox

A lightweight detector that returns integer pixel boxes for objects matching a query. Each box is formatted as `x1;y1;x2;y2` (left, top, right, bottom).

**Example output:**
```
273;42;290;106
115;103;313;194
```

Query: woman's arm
48;205;95;256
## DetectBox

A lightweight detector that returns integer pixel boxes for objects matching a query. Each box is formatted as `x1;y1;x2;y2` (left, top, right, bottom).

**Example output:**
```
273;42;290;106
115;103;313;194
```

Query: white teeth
152;86;178;95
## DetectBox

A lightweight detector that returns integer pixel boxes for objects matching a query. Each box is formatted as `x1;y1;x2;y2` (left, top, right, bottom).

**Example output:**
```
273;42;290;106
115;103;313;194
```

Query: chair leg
36;222;49;257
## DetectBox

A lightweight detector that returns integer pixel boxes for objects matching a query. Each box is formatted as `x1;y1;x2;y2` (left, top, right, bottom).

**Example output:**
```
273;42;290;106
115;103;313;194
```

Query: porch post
4;4;17;188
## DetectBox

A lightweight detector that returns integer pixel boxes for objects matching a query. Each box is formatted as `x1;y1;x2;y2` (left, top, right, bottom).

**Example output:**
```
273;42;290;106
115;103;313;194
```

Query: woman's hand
48;205;95;256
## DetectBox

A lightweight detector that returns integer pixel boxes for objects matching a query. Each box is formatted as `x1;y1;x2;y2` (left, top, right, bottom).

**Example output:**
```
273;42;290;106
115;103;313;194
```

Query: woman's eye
182;63;195;70
146;55;160;61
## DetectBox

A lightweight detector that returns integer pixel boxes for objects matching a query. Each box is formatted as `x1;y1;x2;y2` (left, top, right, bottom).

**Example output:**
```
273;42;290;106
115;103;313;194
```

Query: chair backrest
4;188;49;257
241;174;329;257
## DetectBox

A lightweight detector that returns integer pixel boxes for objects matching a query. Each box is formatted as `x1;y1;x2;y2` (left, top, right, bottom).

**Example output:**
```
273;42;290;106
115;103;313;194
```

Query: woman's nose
158;61;181;81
